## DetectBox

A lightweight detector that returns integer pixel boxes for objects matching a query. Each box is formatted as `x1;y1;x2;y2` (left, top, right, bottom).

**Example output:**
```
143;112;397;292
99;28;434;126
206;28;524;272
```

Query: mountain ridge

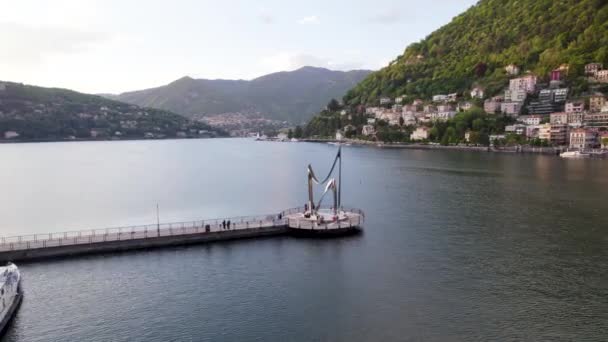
108;67;372;124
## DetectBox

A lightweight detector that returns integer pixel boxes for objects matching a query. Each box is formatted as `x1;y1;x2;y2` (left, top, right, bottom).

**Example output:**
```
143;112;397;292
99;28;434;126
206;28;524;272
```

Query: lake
0;139;606;341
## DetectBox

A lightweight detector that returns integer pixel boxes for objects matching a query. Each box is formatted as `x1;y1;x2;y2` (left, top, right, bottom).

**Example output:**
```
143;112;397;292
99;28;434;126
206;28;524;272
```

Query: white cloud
258;12;274;24
368;10;401;24
297;15;320;25
0;22;109;66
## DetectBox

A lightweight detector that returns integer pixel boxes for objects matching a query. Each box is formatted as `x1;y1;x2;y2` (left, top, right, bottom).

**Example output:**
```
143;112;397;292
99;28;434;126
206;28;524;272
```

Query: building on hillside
484;98;503;114
569;129;598;150
395;96;405;104
567;112;584;127
417;114;431;124
432;94;448;103
585;63;603;76
597;70;608;83
447;93;458;102
550;124;569;146
401;113;416;126
565;101;584;113
501;102;522;116
412;99;424;106
510;75;537;93
392;104;403;112
583;113;608;129
90;129;104;138
528;90;555;115
3;131;19;139
423;105;436;113
528;89;568;115
505;64;520;76
366;107;379;115
518;115;543;126
551;69;563;82
367;118;376;124
589;94;606;112
505;89;527;102
470;87;484;99
335;130;344;141
410;127;429;141
553;88;568;103
505;124;527;136
459;102;474;111
550;112;569;125
387;112;401;126
538;124;552;141
437;104;454;112
402;104;418;114
380;97;392;105
526;125;541;139
362;125;376;136
601;132;608;149
431;111;457;122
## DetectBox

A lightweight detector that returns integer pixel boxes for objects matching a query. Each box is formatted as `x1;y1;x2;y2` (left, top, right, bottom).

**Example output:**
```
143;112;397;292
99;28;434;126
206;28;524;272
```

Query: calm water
0;139;606;341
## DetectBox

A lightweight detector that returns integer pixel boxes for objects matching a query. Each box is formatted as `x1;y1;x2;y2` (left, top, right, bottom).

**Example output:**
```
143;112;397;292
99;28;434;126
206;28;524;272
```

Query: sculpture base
285;208;364;237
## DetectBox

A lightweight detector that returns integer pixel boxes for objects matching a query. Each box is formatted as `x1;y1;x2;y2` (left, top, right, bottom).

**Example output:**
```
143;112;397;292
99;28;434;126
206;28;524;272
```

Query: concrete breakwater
0;207;364;262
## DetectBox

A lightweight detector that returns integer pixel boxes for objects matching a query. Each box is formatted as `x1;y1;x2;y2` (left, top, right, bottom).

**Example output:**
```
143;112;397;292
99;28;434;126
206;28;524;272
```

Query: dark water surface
0;139;606;341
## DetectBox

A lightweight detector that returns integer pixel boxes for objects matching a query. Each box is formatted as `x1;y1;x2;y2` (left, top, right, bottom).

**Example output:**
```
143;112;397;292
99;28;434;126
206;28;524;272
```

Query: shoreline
0;136;228;145
302;138;608;158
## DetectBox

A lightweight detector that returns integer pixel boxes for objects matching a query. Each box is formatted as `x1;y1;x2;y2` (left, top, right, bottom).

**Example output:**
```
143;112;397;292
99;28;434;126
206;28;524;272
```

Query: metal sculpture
306;147;342;217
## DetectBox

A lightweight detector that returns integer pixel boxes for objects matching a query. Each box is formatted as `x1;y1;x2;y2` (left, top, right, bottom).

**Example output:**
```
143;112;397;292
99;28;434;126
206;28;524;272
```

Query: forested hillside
344;0;608;104
0;81;224;141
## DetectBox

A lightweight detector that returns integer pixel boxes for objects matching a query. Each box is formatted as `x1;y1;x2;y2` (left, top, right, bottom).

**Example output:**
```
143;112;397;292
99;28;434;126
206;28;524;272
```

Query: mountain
343;0;608;105
110;67;372;124
0;81;225;141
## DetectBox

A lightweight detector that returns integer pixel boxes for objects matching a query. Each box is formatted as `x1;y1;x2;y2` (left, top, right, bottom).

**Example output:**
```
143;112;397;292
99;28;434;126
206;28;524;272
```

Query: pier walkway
0;207;364;262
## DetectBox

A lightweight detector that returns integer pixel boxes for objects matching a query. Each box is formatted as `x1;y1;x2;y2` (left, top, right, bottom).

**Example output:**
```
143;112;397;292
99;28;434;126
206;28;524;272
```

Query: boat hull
0;287;22;337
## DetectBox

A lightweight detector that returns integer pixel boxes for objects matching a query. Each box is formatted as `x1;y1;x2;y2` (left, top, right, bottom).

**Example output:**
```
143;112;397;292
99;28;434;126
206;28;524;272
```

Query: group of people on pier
220;220;231;230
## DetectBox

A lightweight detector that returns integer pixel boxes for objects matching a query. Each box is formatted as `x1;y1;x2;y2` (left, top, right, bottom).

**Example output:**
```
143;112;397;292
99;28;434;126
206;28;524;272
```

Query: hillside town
348;63;608;151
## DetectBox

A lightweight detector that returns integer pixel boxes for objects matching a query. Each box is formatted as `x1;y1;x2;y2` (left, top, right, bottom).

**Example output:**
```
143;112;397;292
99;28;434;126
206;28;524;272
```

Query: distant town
323;62;608;152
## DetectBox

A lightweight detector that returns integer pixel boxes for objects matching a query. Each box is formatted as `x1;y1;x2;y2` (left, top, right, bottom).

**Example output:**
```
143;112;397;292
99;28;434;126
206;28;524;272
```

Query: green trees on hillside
343;0;608;105
427;108;515;145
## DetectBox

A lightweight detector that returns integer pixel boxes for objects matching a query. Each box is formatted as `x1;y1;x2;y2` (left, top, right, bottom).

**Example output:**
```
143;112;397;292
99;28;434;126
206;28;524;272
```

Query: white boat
0;263;21;336
560;151;590;158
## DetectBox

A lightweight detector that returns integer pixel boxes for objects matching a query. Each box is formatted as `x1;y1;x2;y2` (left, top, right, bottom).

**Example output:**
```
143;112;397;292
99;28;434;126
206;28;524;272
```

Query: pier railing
0;212;285;252
0;207;365;252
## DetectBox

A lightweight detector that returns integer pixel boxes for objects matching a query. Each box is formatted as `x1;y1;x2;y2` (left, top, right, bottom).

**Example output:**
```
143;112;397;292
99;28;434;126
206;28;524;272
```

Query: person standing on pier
222;220;226;229
227;220;231;229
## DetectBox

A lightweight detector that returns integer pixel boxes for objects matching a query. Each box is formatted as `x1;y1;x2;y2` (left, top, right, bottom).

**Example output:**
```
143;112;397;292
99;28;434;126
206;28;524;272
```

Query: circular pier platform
283;207;364;236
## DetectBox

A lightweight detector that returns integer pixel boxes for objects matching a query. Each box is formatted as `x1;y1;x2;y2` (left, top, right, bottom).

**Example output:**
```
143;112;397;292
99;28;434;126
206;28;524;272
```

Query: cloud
0;22;109;65
297;15;320;25
368;10;401;24
258;12;274;24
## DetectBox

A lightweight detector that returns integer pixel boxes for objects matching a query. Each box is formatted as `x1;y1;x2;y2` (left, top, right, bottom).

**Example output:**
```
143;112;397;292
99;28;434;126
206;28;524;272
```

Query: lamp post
156;204;160;237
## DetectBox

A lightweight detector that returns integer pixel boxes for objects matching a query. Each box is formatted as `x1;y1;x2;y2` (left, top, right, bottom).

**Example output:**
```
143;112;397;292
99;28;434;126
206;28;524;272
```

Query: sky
0;0;477;94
